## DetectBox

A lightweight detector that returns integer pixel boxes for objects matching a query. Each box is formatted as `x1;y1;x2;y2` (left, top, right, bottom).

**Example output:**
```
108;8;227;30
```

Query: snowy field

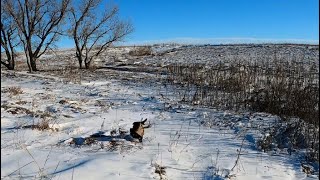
1;44;319;179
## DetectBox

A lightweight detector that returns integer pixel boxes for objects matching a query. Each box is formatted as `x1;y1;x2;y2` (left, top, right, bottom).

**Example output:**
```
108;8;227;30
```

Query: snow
1;45;319;179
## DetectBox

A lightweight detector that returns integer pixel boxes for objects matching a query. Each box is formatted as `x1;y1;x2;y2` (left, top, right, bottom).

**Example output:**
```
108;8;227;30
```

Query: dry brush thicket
164;45;319;162
128;46;153;56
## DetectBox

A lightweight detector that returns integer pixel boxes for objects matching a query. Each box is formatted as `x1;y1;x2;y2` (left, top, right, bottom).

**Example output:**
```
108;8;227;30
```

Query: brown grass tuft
1;86;24;96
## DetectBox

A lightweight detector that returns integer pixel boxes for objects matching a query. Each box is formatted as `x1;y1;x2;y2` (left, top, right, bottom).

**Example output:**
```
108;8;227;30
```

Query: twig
43;146;53;171
5;161;34;177
71;166;75;180
177;142;191;161
190;154;211;169
50;161;60;180
231;136;246;171
22;145;43;177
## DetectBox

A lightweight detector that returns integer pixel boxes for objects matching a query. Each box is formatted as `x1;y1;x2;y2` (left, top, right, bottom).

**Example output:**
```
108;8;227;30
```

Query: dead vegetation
128;46;153;56
1;86;24;96
15;100;28;105
2;104;33;115
22;119;58;132
1;102;59;131
61;63;82;84
257;119;319;162
152;162;167;180
165;58;318;126
69;137;97;146
1;103;56;119
164;52;319;165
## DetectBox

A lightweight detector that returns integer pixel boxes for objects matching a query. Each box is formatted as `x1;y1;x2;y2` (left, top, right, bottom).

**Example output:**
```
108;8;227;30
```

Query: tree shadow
51;159;93;175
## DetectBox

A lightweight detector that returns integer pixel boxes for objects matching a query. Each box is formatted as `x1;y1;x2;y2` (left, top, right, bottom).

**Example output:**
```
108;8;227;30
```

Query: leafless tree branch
69;0;133;69
1;1;20;70
3;0;70;72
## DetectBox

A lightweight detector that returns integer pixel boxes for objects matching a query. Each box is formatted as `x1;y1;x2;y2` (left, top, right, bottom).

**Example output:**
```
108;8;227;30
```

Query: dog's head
131;118;147;138
132;118;147;127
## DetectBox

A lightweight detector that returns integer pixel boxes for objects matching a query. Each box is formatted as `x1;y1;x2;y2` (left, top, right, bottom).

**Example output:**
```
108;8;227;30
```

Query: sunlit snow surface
1;44;318;179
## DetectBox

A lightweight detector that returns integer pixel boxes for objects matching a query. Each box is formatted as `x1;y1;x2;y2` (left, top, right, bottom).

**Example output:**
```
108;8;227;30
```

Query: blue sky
59;0;319;47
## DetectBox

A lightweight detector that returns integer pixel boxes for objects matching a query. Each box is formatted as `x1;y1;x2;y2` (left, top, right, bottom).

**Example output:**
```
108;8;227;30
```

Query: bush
165;59;319;165
128;46;153;56
165;62;319;126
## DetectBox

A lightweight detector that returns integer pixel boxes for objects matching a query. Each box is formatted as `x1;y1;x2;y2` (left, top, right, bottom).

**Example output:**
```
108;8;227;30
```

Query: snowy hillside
1;44;319;179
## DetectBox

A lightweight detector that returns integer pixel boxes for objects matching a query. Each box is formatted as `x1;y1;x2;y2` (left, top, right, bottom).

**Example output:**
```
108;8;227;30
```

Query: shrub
129;46;153;56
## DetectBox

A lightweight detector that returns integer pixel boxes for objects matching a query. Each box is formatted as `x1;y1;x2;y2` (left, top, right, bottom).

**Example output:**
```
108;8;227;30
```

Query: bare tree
1;2;20;70
3;0;70;72
69;0;133;69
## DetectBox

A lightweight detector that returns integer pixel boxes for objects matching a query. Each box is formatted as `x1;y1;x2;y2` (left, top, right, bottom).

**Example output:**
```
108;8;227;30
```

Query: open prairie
1;44;319;179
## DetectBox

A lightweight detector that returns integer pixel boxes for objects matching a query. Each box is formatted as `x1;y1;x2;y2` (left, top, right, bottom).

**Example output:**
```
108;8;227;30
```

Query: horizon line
116;37;319;46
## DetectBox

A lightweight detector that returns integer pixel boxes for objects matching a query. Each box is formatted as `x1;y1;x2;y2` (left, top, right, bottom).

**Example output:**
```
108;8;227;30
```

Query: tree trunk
29;50;38;71
26;40;38;72
1;47;15;70
78;57;83;69
1;61;14;70
85;61;91;69
8;57;15;70
84;56;92;69
24;47;32;72
26;58;32;72
75;51;84;69
8;36;15;70
30;58;38;71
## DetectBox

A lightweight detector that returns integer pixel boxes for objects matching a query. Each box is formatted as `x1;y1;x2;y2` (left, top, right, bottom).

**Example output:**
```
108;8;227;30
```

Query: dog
130;118;147;142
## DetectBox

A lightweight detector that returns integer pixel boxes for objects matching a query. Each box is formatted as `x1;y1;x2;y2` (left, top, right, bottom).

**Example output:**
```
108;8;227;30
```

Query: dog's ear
141;118;147;124
133;122;139;126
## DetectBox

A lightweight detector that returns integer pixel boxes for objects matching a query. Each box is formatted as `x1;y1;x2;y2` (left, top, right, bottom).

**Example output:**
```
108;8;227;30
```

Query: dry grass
36;119;50;130
22;119;58;132
2;86;24;96
61;66;82;84
11;87;23;95
106;140;123;151
165;56;319;164
3;105;34;115
165;61;318;126
129;46;153;56
1;103;59;131
69;137;97;146
15;100;28;105
83;137;97;145
152;162;167;179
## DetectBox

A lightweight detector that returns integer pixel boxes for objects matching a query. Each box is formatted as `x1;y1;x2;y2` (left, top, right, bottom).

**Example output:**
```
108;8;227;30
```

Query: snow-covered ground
1;69;317;180
1;44;319;179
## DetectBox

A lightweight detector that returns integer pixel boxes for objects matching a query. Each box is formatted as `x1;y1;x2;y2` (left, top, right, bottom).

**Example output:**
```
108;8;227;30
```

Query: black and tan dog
130;118;148;142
